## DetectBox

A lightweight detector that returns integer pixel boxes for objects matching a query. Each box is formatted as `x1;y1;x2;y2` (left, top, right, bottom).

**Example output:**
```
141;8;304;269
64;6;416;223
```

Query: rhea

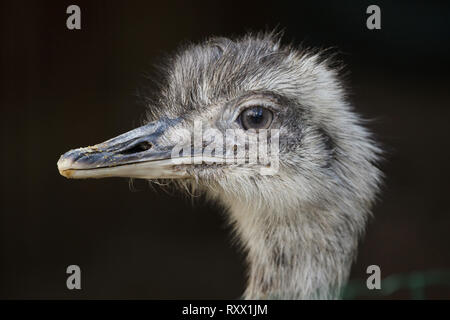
57;33;382;299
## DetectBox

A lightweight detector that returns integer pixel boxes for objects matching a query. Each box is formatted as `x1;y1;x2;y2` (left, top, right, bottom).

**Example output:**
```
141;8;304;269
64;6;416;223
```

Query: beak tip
57;154;75;178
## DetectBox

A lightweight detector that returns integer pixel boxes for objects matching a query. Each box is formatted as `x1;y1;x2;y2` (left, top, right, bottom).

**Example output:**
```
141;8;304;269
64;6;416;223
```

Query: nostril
119;141;153;155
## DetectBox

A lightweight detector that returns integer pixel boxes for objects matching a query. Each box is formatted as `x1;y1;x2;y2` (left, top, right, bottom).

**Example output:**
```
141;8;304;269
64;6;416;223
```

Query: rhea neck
221;194;361;300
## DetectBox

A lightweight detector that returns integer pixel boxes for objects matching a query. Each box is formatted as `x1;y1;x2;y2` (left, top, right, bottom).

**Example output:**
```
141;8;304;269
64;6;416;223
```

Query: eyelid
235;99;279;120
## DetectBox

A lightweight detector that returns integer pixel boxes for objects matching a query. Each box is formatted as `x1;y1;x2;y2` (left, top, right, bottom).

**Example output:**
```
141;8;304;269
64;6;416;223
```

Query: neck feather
225;200;362;299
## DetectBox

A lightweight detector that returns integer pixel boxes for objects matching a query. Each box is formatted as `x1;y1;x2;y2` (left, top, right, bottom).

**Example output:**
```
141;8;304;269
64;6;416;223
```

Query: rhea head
57;33;382;299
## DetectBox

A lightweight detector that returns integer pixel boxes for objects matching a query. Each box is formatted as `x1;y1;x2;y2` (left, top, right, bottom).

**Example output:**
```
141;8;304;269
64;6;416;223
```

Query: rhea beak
57;117;189;180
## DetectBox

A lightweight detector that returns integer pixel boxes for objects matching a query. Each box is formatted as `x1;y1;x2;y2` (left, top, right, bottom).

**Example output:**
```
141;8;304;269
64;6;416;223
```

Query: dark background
1;0;449;299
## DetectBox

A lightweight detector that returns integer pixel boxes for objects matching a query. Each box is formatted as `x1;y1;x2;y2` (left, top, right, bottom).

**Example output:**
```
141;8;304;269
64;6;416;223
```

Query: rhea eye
239;106;273;130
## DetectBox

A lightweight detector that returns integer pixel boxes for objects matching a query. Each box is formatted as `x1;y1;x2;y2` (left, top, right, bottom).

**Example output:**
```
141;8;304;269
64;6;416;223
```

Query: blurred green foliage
343;270;450;299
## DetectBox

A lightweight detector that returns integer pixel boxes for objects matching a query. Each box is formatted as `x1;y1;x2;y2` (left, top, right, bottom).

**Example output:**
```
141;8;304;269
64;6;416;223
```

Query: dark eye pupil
241;106;273;130
248;107;264;124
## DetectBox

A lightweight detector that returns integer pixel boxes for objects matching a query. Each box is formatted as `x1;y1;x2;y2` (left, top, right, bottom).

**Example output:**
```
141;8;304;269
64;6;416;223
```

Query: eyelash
235;103;277;122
